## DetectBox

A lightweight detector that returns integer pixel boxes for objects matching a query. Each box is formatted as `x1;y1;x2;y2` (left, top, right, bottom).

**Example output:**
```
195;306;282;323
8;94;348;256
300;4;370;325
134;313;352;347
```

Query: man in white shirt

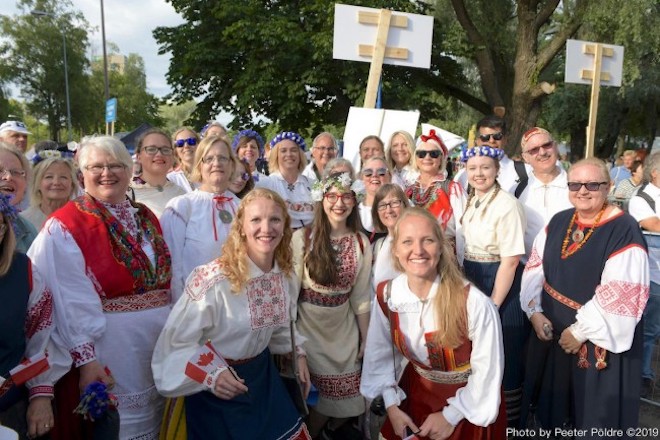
517;127;572;259
302;132;337;184
628;151;660;398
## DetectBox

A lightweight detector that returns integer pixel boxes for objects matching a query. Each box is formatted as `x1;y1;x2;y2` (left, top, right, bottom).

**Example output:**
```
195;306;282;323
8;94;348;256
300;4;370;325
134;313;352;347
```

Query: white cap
0;120;31;135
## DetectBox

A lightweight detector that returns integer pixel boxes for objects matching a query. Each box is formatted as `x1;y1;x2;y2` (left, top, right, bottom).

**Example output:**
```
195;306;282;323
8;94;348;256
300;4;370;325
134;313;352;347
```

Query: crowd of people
0;114;656;440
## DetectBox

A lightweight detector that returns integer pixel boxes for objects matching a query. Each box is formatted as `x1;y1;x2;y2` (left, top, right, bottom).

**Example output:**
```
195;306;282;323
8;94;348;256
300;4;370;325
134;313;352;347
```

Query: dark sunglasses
415;150;442;159
362;167;388;177
524;141;554;156
174;137;197;148
567;181;608;192
478;132;504;142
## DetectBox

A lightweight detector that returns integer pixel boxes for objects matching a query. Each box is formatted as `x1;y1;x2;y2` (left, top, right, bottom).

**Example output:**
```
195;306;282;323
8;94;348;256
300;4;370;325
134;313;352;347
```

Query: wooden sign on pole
565;39;624;158
363;10;391;108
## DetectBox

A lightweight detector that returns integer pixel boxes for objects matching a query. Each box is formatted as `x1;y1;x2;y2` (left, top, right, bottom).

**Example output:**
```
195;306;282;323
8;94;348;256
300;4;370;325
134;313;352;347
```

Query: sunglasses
478;132;504;142
324;193;355;203
524;141;554;156
362;167;388;177
567;181;608;192
174;137;197;148
415;150;442;159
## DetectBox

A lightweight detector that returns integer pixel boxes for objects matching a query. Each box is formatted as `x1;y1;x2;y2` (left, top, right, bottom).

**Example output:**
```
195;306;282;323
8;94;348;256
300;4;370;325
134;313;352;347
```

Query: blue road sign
106;98;117;123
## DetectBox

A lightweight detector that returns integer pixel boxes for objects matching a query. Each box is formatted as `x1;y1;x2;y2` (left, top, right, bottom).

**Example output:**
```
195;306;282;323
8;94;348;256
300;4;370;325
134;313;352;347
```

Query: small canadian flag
10;353;49;386
185;341;228;384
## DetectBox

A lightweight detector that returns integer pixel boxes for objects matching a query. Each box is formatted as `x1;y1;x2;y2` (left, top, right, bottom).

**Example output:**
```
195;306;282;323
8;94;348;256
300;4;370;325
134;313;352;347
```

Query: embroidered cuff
203;366;228;392
525;302;544;320
29;385;55;399
569;322;588;344
383;386;406;409
70;342;96;367
442;404;465;427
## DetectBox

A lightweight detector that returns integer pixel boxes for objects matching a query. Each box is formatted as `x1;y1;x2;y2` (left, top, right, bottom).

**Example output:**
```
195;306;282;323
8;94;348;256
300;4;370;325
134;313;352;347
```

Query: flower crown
269;131;307;151
460;145;505;163
31;148;75;166
311;172;365;203
231;129;265;155
0;193;18;221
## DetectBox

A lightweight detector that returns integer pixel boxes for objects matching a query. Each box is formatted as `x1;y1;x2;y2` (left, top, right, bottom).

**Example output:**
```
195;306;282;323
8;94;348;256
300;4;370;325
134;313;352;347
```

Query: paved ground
638;340;660;439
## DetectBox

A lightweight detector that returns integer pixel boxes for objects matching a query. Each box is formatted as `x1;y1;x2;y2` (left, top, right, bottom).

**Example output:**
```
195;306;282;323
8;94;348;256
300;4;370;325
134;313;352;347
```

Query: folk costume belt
101;289;171;313
543;281;607;370
463;251;501;263
413;364;471;384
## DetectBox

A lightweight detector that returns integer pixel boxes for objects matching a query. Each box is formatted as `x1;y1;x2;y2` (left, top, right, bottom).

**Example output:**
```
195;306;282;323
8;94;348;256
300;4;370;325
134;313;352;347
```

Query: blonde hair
30;157;78;207
386;130;415;170
218;188;293;292
268;141;308;174
412;140;447;174
391;208;468;348
568;157;611;183
189;136;237;184
0;215;16;277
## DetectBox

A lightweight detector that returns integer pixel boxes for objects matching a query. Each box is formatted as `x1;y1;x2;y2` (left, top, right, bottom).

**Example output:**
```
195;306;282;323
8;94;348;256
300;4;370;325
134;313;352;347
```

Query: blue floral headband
231;129;265;154
31;149;75;166
0;193;18;222
269;131;307;151
460;146;505;163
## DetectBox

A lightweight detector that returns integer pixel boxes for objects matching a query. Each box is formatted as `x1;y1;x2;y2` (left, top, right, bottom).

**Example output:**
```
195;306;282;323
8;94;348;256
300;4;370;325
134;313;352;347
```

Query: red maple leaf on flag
197;352;214;366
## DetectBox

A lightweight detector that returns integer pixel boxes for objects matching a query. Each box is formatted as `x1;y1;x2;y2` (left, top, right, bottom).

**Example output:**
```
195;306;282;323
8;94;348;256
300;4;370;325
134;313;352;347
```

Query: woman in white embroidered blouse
152;188;312;440
361;208;506;440
167;127;200;193
160;136;240;302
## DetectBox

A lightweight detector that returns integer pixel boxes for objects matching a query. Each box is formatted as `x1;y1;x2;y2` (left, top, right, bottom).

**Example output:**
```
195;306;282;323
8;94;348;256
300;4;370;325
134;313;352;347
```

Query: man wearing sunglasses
303;132;338;184
517;127;572;260
454;116;531;198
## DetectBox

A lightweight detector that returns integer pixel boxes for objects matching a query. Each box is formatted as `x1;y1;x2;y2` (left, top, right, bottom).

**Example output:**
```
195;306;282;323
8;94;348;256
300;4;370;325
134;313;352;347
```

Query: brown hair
136;128;172;154
218;188;293;292
391;208;468;348
371;183;408;233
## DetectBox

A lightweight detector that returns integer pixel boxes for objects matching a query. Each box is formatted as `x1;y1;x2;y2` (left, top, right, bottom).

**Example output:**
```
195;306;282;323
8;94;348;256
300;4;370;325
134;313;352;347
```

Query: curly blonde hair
218;188;293;292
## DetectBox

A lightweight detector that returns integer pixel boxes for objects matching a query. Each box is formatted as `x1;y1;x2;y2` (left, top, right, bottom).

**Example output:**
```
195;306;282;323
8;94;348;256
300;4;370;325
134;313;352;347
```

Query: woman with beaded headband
231;129;267;182
0;193;56;439
161;135;240;302
292;172;372;438
167;127;201;193
519;158;648;437
458;144;527;427
406;130;466;260
260;131;314;229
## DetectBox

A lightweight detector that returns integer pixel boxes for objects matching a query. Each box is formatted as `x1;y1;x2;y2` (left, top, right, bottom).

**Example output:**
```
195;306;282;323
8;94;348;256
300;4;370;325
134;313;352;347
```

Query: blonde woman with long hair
153;188;312;440
361;208;506;440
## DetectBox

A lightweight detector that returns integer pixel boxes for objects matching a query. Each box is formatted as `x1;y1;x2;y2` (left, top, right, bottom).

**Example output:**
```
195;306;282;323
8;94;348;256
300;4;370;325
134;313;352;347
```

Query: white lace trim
115;385;162;410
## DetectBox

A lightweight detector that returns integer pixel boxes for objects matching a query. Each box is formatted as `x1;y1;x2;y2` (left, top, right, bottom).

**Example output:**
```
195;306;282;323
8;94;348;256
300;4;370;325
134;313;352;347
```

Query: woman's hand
79;360;114;394
559;327;582;354
530;312;553;341
358;338;367;360
213;368;248;400
297;355;311;398
386;405;420;439
27;396;54;439
418;411;455;440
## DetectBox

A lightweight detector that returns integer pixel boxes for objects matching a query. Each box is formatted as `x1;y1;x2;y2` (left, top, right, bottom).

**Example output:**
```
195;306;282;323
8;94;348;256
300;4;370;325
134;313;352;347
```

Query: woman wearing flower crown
520;158;648;437
405;130;466;261
458;144;527;427
292;172;372;438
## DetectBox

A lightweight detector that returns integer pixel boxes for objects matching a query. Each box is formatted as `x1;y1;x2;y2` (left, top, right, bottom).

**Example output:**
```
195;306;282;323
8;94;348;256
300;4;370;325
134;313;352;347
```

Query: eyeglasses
0;168;27;178
202;155;230;165
377;199;403;211
174;137;197;148
315;146;336;153
324;192;355;203
84;164;127;175
524;141;554;156
142;146;174;156
478;132;504;142
567;181;608;192
415;150;442;159
362;167;388;177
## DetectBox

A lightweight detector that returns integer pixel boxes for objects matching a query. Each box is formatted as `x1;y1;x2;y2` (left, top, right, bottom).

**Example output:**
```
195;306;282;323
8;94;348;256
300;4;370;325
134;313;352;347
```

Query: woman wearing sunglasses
406;130;466;259
458;145;527;427
167;127;200;193
131;128;186;217
292;172;372;438
520;158;648;436
358;156;392;244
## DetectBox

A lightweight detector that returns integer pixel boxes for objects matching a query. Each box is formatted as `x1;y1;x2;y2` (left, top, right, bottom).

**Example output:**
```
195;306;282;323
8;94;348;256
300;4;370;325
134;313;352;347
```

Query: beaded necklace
561;204;607;259
409;180;443;207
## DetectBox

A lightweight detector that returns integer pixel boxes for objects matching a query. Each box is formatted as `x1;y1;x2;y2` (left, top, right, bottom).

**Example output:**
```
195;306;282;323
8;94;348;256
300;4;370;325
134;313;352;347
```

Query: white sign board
565;39;624;87
343;107;419;171
333;4;434;69
420;123;465;151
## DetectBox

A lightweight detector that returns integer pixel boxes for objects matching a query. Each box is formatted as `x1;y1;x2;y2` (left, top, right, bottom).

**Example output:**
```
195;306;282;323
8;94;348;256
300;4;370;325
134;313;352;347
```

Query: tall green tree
0;0;92;141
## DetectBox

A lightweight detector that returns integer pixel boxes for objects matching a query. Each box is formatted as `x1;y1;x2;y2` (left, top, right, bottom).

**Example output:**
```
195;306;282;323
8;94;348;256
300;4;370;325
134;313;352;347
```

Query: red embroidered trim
290;422;312;440
101;289;171;313
525;246;542;270
299;288;350;307
185;261;225;301
70;342;96;367
595;280;649;319
543;281;581;310
29;385;54;397
0;378;14;398
311;370;361;400
25;289;53;339
247;273;288;330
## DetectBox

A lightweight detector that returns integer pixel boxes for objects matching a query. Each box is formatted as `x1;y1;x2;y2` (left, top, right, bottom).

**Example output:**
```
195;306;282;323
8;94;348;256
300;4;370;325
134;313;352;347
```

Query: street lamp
31;10;73;142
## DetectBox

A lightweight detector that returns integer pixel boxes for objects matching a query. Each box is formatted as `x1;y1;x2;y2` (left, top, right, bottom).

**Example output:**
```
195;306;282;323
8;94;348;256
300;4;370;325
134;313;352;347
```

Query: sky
3;0;185;98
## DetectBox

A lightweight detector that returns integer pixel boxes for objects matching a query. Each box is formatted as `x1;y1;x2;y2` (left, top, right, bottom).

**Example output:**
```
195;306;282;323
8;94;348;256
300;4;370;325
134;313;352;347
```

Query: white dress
258;172;314;229
160;189;240;302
